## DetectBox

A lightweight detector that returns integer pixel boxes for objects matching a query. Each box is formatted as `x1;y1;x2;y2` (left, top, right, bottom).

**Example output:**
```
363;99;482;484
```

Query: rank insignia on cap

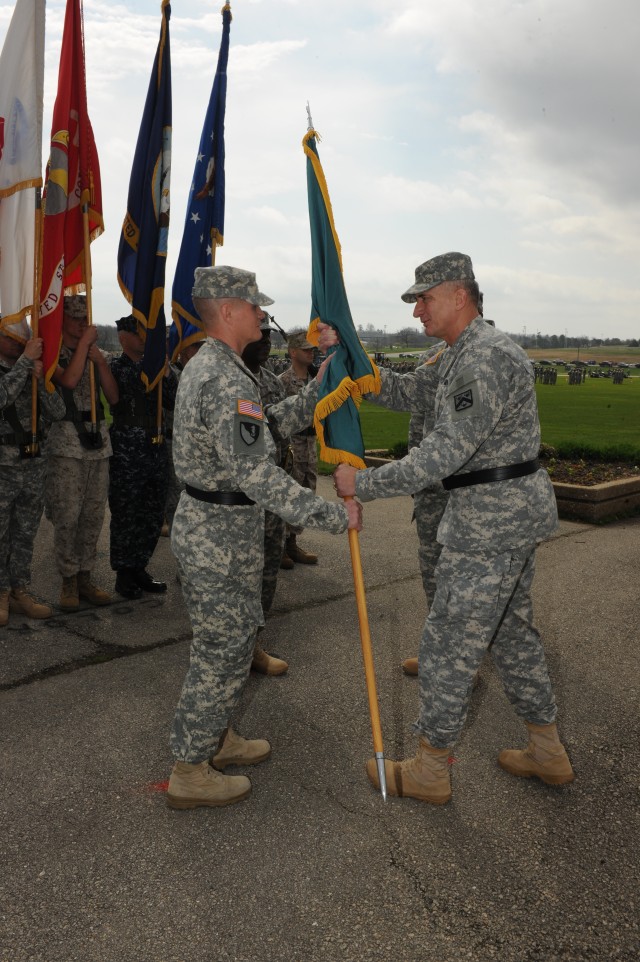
237;399;263;419
454;390;473;412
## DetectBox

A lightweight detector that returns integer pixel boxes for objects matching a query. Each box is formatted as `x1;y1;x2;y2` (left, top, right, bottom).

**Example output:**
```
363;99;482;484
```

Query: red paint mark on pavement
145;781;169;792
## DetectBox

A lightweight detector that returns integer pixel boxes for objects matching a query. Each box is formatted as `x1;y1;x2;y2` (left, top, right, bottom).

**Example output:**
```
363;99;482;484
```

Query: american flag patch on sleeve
237;399;264;419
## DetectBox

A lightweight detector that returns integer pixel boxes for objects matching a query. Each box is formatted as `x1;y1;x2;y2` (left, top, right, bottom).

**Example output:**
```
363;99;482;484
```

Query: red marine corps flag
39;0;103;390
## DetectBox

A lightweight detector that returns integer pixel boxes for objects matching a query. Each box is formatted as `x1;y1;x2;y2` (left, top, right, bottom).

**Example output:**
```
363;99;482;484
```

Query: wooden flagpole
29;187;43;455
81;198;98;437
345;496;387;801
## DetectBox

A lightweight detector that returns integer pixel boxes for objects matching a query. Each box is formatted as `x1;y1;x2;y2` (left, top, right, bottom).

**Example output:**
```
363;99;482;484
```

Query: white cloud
0;0;638;340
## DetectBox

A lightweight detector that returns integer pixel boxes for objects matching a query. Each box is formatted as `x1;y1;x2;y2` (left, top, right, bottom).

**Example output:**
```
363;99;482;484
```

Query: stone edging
364;454;640;524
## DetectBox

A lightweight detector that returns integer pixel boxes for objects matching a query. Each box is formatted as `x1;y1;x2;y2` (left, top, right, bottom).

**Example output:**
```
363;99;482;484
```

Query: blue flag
303;129;380;469
169;1;231;362
117;0;172;391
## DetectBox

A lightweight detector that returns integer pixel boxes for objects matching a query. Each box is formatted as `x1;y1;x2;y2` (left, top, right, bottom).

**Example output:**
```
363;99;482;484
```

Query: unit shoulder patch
233;397;266;455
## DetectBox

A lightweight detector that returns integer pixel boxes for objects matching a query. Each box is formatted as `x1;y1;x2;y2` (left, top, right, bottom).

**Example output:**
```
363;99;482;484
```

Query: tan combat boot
78;571;112;606
9;587;53;619
211;727;271;770
401;656;419;676
60;575;79;609
0;590;9;627
498;722;575;785
166;760;251;809
366;736;452;805
285;534;318;565
251;643;288;676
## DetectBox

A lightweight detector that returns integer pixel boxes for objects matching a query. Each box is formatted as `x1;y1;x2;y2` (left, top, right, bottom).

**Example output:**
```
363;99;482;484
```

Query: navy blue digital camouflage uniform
108;354;178;572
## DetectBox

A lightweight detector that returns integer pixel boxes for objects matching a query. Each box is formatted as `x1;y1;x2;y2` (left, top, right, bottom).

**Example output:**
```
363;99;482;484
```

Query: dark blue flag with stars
117;0;172;392
169;1;231;361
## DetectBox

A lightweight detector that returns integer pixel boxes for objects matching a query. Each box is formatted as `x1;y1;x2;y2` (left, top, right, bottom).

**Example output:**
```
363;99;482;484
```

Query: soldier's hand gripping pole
344;496;387;802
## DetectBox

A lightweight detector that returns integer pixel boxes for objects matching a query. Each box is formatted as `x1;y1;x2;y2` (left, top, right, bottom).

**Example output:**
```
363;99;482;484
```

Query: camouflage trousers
170;494;266;763
261;509;286;617
46;456;109;577
416;545;557;749
413;486;449;606
286;435;317;537
0;459;46;592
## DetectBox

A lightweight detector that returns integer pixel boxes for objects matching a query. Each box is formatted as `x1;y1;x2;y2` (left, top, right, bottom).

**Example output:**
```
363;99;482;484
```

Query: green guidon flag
302;128;380;469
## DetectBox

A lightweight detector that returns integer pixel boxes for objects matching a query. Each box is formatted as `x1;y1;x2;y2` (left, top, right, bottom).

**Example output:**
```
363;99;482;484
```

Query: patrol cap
287;331;314;350
192;266;274;306
116;314;139;334
401;252;475;303
63;294;88;318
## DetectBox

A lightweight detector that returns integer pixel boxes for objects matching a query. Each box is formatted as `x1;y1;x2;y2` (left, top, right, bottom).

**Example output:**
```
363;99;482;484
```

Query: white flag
0;0;45;339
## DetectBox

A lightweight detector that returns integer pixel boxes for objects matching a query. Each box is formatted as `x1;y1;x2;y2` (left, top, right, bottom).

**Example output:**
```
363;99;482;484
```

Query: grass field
528;346;640;365
324;373;640;466
534;375;640;455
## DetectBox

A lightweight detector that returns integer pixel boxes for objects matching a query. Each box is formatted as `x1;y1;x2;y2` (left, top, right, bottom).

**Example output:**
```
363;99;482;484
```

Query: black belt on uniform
442;458;540;491
185;484;255;506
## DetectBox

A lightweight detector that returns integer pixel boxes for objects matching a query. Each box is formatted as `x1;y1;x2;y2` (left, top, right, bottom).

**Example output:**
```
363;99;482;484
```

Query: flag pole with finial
303;103;387;802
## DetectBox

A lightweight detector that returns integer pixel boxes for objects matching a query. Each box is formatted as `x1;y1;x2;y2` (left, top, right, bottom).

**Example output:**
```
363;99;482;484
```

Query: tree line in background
96;322;638;355
355;324;639;350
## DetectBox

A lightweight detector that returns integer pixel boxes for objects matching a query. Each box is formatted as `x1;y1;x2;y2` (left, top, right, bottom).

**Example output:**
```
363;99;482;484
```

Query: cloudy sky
1;0;639;339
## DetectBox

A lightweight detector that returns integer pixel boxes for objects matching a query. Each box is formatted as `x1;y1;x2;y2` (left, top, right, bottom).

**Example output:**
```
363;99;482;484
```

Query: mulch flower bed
542;460;640;486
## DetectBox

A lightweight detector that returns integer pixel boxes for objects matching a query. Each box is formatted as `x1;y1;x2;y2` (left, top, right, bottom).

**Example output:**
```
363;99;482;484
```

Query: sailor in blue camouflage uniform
334;252;574;804
0;329;65;625
166;266;362;811
108;315;178;599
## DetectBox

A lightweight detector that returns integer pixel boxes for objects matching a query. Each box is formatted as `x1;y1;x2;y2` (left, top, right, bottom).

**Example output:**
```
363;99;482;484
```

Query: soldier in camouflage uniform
333;252;574;804
166;266;362;810
0;330;65;624
46;295;119;609
108;316;178;599
279;331;320;565
402;297;494;675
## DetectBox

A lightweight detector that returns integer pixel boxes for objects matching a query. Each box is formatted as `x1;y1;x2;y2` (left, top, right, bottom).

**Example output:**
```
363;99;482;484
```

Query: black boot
134;568;167;593
115;568;143;600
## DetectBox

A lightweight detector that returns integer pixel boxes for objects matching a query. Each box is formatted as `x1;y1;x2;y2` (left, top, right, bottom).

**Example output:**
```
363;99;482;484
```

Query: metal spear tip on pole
306;100;314;131
375;752;388;802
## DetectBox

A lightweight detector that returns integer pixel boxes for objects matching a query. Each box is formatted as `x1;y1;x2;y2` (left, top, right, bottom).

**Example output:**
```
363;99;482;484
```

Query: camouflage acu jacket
173;338;346;533
357;317;557;551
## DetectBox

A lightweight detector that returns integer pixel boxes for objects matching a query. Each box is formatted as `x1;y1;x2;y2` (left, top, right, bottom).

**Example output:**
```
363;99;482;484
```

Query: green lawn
534;376;640;456
319;376;640;468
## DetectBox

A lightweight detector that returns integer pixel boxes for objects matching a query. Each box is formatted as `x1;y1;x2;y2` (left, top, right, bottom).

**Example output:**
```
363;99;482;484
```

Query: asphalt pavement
1;478;639;962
